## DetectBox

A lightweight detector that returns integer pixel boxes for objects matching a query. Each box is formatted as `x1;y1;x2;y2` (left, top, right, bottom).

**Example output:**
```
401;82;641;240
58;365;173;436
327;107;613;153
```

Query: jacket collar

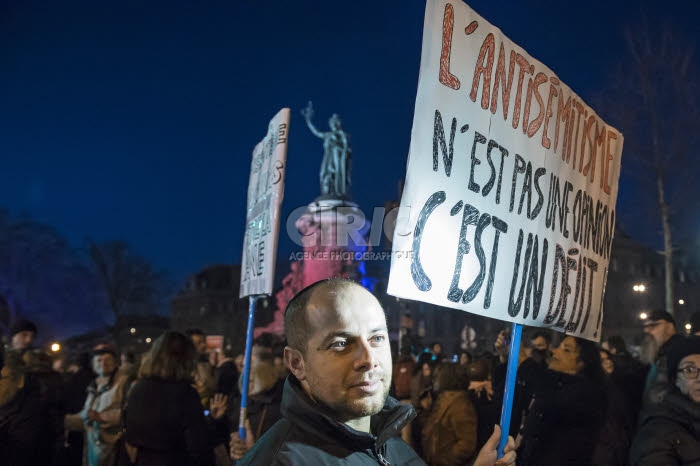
281;375;415;450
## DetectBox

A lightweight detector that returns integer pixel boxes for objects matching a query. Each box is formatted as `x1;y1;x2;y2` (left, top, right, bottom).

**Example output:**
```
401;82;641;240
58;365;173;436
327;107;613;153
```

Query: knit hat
9;318;37;337
92;343;118;358
643;309;675;326
666;336;700;383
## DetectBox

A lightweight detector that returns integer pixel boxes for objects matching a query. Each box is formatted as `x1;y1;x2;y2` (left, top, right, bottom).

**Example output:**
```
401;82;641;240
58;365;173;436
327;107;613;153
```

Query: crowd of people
1;280;700;465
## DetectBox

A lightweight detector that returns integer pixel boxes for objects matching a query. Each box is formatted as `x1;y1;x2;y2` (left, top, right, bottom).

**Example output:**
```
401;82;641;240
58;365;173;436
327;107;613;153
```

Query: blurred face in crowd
11;330;35;350
643;319;676;348
600;351;614;375
459;353;470;365
549;337;583;375
676;354;700;403
531;336;549;352
235;354;244;373
422;363;432;378
93;353;117;377
190;334;207;354
285;283;391;430
432;343;442;355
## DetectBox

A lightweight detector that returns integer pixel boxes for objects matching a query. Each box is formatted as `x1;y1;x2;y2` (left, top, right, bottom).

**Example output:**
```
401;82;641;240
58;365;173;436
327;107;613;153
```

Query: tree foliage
603;18;699;314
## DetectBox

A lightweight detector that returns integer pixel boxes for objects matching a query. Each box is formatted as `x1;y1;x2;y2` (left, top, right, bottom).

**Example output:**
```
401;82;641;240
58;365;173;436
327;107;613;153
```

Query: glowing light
50;343;60;352
685;323;692;331
638;285;646;292
145;337;152;344
639;312;648;320
130;328;136;335
679;299;685;305
633;285;639;292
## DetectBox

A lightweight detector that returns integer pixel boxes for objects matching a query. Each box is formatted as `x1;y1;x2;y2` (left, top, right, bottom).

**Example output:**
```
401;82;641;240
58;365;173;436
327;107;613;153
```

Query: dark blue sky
2;0;698;287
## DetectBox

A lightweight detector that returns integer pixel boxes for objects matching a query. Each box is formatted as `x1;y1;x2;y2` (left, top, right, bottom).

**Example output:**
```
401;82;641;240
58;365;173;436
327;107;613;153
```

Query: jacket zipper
376;446;390;465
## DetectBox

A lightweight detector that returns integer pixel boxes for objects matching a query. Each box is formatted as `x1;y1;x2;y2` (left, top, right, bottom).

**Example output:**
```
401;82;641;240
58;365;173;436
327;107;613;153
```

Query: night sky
2;0;699;291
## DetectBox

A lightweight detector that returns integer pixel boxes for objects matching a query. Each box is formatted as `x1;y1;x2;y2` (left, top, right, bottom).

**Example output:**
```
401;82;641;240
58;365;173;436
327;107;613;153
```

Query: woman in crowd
123;331;215;466
517;336;607;466
630;336;700;465
421;363;477;465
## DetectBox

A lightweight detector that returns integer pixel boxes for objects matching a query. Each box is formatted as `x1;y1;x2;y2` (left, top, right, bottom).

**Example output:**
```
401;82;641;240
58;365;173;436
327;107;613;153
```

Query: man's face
93;354;117;377
676;354;700;403
643;320;676;347
531;336;549;352
11;330;35;350
432;343;442;355
286;284;392;425
191;334;207;354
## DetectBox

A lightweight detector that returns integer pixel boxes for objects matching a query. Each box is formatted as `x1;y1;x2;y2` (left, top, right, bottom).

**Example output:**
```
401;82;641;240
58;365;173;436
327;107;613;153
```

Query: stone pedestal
296;199;370;287
253;198;370;338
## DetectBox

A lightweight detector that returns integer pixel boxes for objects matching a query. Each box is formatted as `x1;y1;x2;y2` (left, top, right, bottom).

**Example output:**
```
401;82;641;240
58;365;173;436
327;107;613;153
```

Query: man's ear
284;346;306;381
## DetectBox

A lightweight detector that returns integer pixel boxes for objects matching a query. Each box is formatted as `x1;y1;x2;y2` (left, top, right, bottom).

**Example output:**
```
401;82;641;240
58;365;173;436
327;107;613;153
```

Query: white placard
387;1;623;341
240;108;289;297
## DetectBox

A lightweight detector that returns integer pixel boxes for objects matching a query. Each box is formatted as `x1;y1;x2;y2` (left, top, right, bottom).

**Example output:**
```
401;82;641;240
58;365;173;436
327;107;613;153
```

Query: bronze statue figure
301;101;352;199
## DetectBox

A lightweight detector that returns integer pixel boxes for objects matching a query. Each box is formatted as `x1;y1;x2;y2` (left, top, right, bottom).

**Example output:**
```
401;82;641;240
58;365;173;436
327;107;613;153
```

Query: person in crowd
630;336;700;465
492;329;533;437
468;358;499;452
392;346;415;402
234;278;516;466
119;351;139;379
225;354;284;461
600;348;615;375
409;355;437;456
605;334;629;356
606;334;648;430
186;329;217;408
528;330;552;365
215;346;240;398
122;331;215;466
421;363;477;465
516;336;607;466
430;341;449;363
0;347;65;466
592;347;636;466
458;350;472;366
65;343;131;466
642;309;683;405
9;318;37;350
63;351;95;466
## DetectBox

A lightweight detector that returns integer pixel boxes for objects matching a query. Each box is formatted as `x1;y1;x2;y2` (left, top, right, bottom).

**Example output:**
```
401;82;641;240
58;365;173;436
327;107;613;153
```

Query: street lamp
50;343;60;352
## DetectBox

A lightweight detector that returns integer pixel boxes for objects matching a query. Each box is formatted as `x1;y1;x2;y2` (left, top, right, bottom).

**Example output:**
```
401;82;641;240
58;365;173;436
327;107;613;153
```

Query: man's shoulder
236;418;294;465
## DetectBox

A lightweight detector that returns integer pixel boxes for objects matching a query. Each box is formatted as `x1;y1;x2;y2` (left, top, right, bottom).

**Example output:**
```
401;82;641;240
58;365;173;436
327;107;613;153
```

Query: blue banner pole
238;295;259;439
497;322;523;457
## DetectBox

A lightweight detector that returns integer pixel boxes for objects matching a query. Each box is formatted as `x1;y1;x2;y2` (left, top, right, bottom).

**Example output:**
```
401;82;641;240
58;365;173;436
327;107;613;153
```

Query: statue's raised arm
301;101;324;139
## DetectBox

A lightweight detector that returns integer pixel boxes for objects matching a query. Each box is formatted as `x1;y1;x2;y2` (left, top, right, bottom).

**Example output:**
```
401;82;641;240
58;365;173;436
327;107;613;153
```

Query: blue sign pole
238;295;259;439
497;322;523;457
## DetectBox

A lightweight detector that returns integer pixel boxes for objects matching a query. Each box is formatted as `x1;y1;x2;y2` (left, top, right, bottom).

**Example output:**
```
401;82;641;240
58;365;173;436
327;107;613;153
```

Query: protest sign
387;0;623;341
240;108;289;298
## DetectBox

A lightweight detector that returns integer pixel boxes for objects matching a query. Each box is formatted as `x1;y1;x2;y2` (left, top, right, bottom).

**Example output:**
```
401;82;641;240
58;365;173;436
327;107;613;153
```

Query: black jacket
517;369;607;466
237;375;425;465
124;377;215;466
213;377;284;447
630;388;700;466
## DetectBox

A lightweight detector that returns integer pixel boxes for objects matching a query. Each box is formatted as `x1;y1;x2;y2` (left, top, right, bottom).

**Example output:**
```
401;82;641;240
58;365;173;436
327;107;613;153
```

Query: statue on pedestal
301;101;352;199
